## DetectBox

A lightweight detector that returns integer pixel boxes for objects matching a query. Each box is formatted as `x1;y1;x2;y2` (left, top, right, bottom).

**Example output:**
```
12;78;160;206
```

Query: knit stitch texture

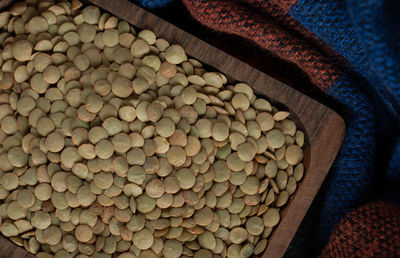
134;0;400;256
321;201;400;257
132;0;173;8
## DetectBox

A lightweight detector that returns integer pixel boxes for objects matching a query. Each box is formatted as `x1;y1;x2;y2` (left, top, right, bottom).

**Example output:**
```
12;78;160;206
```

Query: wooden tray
0;0;345;257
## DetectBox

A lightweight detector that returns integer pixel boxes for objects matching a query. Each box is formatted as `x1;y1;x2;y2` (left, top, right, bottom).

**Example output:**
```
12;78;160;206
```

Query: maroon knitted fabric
321;201;400;257
182;0;342;90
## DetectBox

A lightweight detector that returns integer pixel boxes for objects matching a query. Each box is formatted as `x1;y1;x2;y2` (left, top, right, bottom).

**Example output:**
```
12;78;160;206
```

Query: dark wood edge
263;113;345;257
0;236;34;258
0;0;345;257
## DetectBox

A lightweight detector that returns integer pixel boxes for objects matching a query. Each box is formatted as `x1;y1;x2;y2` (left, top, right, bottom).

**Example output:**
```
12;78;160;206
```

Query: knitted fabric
134;0;400;256
132;0;173;8
321;201;400;258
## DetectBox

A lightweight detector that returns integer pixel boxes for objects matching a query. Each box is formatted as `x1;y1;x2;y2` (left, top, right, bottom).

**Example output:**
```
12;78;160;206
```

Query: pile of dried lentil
0;0;305;257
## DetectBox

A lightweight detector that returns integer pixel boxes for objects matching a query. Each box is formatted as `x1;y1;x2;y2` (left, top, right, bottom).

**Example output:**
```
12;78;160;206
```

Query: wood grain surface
0;236;34;258
0;0;345;257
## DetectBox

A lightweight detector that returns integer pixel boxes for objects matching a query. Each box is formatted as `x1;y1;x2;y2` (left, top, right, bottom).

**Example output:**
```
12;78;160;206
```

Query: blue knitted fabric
288;1;400;253
132;0;173;8
134;0;400;256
